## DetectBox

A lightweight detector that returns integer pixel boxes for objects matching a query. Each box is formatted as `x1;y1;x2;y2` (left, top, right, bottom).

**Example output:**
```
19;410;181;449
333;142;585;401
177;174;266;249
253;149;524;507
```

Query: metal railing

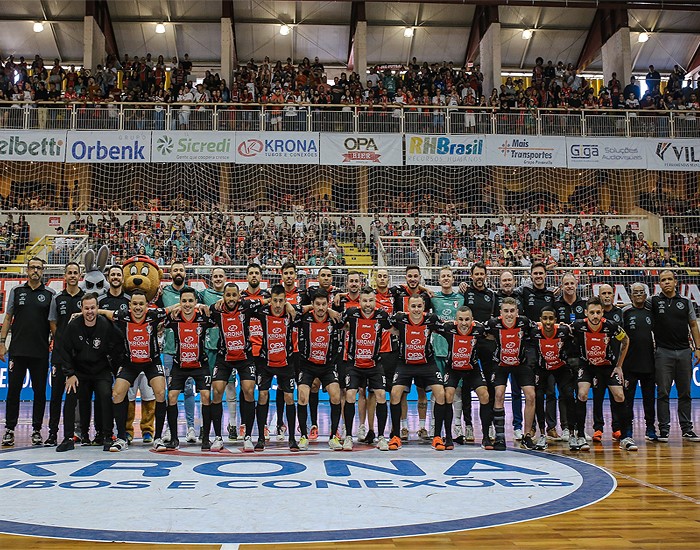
21;234;88;265
376;235;432;267
2;101;700;137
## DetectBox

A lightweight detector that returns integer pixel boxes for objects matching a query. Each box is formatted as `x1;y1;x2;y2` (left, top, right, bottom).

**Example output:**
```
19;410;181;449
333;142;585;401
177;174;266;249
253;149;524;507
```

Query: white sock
401;419;408;429
225;382;237;427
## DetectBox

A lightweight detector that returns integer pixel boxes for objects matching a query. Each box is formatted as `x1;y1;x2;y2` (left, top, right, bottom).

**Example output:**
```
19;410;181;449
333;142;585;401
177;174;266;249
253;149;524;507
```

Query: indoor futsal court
1;401;698;548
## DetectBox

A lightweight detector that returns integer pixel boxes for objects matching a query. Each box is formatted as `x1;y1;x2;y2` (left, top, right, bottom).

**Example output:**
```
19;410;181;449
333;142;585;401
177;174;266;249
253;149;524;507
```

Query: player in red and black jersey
162;286;214;452
300;265;338;440
248;284;298;451
389;295;447;452
295;288;345;450
570;296;632;451
342;287;393;451
529;307;576;451
390;265;433;441
437;306;493;450
484;297;537;451
101;289;170;452
208;283;257;452
435;306;492;450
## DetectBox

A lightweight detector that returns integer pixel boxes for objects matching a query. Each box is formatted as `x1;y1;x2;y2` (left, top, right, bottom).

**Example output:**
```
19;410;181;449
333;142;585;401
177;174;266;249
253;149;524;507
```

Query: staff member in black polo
622;282;657;442
56;292;121;452
1;257;56;447
651;270;700;442
45;262;84;447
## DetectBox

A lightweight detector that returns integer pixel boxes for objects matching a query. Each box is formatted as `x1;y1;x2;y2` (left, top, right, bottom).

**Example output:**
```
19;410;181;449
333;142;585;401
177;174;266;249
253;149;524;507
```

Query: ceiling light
33;22;44;33
638;32;649;43
404;27;414;38
280;24;291;36
522;29;533;40
155;23;166;34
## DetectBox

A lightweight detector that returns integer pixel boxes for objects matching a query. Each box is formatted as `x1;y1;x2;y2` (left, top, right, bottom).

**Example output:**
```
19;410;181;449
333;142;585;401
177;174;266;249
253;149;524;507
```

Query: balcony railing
2;101;700;138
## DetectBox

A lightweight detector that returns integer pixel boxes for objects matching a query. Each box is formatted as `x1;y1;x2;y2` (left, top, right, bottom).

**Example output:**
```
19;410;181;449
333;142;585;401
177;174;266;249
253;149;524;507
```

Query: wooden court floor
1;401;699;549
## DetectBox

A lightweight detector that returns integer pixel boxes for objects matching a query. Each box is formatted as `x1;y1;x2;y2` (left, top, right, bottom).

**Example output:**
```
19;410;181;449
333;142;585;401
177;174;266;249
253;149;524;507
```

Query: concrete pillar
357;166;368;214
219;164;231;210
83;16;106;72
480;22;501;99
221;18;236;84
353;21;367;86
601;27;632;92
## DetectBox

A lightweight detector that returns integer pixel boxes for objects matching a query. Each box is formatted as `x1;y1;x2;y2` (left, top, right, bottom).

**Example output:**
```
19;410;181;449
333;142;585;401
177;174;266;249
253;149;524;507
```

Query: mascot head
122;255;163;302
80;245;109;298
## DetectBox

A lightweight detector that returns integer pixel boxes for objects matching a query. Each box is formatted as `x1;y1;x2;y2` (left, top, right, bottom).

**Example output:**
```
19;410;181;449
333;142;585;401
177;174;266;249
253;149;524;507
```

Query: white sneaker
162;427;171;443
152;438;167;452
584;431;593;442
464;425;475;442
276;424;287;442
561;428;570;442
376;436;389;451
298;435;309;451
357;425;367;442
513;428;523;441
186;427;197;443
579;437;590;451
329;435;343;451
417;427;429;440
534;434;548;450
242;436;254;452
620;437;638;451
400;427;409;441
343;435;353;451
211;436;224;452
110;438;128;452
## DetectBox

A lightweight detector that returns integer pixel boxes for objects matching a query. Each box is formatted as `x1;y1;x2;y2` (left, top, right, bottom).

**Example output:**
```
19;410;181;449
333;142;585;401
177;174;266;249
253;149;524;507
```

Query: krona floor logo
156;135;174;155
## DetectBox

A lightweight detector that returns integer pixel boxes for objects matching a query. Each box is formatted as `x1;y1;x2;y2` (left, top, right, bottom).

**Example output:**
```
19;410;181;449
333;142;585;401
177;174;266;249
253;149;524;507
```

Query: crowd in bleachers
1;52;698;117
0;214;30;263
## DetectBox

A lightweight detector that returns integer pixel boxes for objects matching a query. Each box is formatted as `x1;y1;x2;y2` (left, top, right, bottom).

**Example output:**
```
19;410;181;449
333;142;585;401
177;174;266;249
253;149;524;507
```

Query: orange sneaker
612;430;622;441
431;436;446;451
309;425;319;440
388;436;402;451
592;430;603;442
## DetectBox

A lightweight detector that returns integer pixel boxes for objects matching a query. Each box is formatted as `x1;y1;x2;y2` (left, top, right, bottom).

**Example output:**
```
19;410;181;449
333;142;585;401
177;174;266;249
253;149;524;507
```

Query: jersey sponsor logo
498;328;522;366
0;447;615;544
452;334;476;370
405;325;429;364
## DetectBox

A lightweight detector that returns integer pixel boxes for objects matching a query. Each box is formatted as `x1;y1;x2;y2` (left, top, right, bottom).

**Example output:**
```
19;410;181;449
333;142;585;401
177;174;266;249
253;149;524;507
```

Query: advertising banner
565;137;646;169
65;131;151;163
320;134;403;166
485;135;567;167
645;139;700;171
235;132;320;164
405;134;486;165
152;131;235;163
0;131;67;162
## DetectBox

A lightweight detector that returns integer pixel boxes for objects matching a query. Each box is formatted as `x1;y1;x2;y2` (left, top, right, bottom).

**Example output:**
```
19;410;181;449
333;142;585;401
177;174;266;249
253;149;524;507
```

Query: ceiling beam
465;5;499;65
577;8;628;71
222;0;238;67
688;43;700;74
347;0;365;67
39;0;64;62
85;0;119;59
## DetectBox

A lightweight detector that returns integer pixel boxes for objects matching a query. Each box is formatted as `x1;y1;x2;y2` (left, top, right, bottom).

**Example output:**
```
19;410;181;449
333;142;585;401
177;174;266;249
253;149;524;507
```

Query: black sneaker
44;433;58;447
201;438;211;451
81;434;92;446
92;433;104;446
493;438;507;451
289;439;299;452
102;442;112;452
520;434;535;450
657;431;670;442
682;431;700;442
444;437;454;450
2;429;14;447
454;435;466;445
31;430;43;446
363;429;376;444
56;438;75;452
481;436;494;450
254;438;265;452
164;438;180;451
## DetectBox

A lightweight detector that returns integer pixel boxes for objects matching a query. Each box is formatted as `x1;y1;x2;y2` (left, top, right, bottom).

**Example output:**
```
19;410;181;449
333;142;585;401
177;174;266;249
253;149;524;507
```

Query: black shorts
445;367;487;391
257;363;295;393
170;366;211;392
213;358;256;382
346;365;386;392
577;363;623;388
393;362;443;391
380;351;399;390
492;365;536;388
117;362;165;385
298;361;339;389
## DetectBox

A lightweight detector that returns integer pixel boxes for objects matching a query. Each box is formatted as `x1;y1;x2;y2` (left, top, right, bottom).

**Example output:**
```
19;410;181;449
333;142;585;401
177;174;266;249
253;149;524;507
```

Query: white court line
608;469;700;505
220;545;240;550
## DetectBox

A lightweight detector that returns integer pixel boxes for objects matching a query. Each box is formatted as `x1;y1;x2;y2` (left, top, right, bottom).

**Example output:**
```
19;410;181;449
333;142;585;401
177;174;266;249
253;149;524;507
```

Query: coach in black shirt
651;270;700;442
0;257;56;447
622;283;657;441
57;293;121;452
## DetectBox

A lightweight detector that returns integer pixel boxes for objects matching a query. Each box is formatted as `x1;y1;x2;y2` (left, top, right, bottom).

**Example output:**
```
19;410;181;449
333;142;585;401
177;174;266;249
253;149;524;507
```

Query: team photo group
2;257;699;456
